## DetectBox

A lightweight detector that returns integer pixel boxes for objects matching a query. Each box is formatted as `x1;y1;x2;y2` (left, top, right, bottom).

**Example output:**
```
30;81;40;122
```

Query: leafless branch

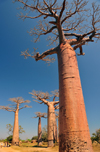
29;89;59;105
19;105;32;110
35;47;58;61
29;90;51;105
59;0;66;19
14;0;100;55
0;106;15;112
0;97;31;112
21;47;57;64
55;104;59;110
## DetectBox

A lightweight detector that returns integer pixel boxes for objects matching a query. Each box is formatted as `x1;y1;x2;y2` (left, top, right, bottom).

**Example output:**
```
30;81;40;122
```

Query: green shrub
91;129;100;143
31;136;38;141
27;139;31;142
7;135;13;143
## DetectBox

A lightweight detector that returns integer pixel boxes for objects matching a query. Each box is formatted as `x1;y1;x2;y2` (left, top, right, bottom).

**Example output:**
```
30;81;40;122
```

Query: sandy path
0;147;20;152
0;147;58;152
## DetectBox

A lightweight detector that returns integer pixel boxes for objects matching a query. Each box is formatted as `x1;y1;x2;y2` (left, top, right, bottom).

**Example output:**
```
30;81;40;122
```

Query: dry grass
11;145;59;152
2;142;100;152
93;143;100;152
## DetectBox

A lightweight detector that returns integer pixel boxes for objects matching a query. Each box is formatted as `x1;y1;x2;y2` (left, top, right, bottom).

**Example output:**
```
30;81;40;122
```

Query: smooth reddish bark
47;102;56;147
12;107;19;145
55;119;58;142
38;117;42;146
57;41;93;152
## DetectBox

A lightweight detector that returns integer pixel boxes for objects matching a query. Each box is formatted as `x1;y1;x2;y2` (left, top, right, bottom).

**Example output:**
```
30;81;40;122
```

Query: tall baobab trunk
47;104;56;147
38;117;42;146
57;42;93;152
55;119;58;143
12;109;19;145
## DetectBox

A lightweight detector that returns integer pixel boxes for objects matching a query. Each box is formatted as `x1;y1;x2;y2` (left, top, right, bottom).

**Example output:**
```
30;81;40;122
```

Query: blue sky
0;0;100;140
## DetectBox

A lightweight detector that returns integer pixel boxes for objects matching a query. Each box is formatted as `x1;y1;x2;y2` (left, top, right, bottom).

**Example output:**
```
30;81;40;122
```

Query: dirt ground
0;144;100;152
0;147;19;152
0;146;58;152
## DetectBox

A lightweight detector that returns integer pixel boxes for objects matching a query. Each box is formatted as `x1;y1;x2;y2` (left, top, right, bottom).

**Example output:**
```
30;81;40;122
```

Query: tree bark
57;41;93;152
47;103;55;147
12;109;19;146
55;119;58;142
38;117;42;146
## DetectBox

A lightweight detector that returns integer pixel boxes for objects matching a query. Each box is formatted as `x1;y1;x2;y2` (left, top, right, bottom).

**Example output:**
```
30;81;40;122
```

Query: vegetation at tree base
42;125;48;142
91;129;100;143
27;139;32;142
6;124;25;135
6;124;25;143
31;125;48;142
31;136;38;141
7;135;13;143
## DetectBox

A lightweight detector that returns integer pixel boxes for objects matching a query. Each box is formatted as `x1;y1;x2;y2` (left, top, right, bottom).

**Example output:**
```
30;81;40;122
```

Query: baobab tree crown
13;0;100;61
0;97;31;112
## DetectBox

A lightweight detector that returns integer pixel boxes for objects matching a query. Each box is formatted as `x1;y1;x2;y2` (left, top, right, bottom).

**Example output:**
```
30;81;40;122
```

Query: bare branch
35;47;58;61
55;105;59;110
54;101;59;105
21;47;56;64
19;105;32;110
30;89;59;106
43;26;57;35
0;106;15;112
0;97;31;112
59;0;66;19
29;90;51;105
14;0;100;55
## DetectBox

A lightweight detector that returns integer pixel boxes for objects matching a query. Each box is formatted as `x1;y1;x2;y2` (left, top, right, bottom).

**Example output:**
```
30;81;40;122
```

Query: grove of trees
13;0;100;151
30;90;59;147
0;0;100;151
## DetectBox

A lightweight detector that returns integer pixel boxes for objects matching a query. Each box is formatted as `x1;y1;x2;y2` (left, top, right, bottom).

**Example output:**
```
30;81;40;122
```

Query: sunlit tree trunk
57;42;93;152
55;119;58;143
47;104;55;147
38;117;42;146
12;109;19;145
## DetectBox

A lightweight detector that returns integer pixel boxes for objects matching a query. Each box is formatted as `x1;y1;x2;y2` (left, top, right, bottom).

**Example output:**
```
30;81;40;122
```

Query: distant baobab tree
32;112;47;146
55;111;59;143
14;0;100;151
30;90;59;147
0;97;31;146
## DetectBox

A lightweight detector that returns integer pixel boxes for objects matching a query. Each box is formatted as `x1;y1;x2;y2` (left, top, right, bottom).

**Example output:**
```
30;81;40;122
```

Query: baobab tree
30;90;59;147
55;111;59;143
0;97;31;146
32;112;47;146
13;0;100;151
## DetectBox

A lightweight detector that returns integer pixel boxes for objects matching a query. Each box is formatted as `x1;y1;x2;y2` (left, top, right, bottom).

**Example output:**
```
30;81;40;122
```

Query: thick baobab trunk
38;117;42;146
47;104;55;147
57;42;93;152
55;119;58;143
12;110;19;146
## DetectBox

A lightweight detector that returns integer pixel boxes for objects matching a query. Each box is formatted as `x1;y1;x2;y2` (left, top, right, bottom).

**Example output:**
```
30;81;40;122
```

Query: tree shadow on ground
33;145;48;148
